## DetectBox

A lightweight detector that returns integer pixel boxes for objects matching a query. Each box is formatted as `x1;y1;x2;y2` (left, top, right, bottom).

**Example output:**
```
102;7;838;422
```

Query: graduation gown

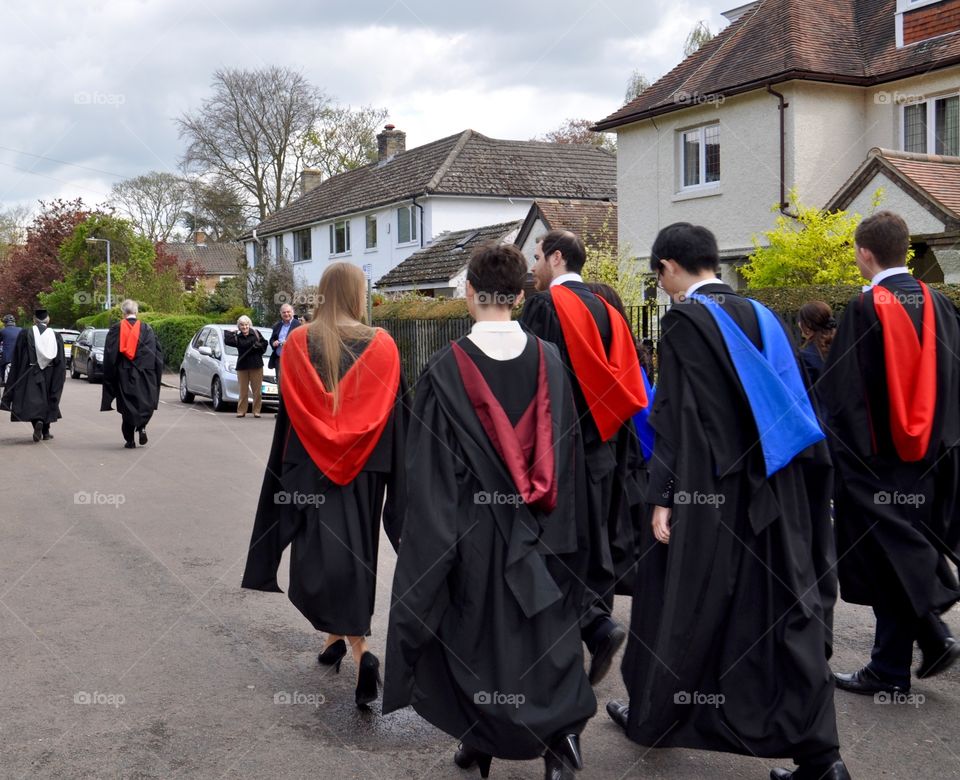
100;319;163;429
520;284;639;615
624;285;839;759
383;334;596;760
0;326;65;424
821;274;960;617
241;329;408;637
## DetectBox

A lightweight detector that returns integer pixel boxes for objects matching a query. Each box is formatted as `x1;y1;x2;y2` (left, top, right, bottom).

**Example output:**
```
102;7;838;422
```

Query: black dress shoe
454;743;492;777
588;620;627;685
770;759;851;779
42;433;53;440
138;428;148;445
32;421;42;442
606;700;629;732
124;440;136;449
917;637;960;679
834;666;908;695
355;651;381;708
317;638;346;672
543;734;582;779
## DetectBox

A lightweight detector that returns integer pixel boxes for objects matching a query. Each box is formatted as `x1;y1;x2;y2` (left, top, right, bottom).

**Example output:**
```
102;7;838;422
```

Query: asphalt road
1;375;958;779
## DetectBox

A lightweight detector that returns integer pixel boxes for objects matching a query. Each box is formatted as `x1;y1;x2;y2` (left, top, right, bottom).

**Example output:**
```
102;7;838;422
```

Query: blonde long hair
308;262;377;412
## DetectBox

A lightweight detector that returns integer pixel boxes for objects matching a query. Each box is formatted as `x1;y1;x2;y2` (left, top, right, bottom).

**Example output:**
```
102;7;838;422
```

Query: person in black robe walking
608;223;849;780
100;299;163;448
384;243;596;780
821;211;960;696
242;262;407;708
1;309;64;442
519;230;647;686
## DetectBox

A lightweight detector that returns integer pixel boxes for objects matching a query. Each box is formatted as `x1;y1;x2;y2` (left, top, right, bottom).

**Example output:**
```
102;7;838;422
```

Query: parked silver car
178;324;278;412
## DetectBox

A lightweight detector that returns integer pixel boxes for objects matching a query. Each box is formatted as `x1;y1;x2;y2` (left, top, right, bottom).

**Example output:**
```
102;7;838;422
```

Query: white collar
684;277;722;299
869;267;911;287
471;320;522;333
551;272;583;287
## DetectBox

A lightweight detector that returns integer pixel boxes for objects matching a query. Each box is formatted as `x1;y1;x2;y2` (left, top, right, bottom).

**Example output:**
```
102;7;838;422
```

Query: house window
294;229;311;262
366;215;378;249
273;235;284;261
680;124;721;190
397;205;418;244
329;220;350;255
903;95;960;156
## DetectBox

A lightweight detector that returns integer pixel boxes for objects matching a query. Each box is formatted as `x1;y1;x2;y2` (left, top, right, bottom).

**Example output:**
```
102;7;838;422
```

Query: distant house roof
827;147;960;228
376;220;523;289
596;0;960;130
516;199;617;248
162;239;244;276
251;130;616;237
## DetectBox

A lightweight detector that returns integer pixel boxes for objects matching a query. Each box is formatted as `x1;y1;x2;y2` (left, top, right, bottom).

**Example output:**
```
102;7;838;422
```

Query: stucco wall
845;171;947;235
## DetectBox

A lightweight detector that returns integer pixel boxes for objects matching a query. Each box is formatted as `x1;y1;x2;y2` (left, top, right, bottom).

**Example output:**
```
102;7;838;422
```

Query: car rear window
93;332;107;347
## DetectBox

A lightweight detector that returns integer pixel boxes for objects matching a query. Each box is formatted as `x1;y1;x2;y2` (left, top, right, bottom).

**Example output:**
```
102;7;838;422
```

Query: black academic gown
624;284;839;760
383;334;596;760
520;283;631;619
241;340;408;637
821;274;960;618
1;326;65;424
100;319;163;430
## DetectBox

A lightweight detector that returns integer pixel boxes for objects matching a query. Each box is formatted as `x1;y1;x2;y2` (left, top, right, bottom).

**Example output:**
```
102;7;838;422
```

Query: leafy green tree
684;21;714;57
624;70;651;103
742;189;898;288
580;219;644;307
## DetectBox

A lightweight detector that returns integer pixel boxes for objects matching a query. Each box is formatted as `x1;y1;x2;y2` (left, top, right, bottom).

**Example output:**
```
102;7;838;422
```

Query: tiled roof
162;241;244;276
252;130;616;237
596;0;960;130
529;199;617;246
828;148;960;224
375;220;522;288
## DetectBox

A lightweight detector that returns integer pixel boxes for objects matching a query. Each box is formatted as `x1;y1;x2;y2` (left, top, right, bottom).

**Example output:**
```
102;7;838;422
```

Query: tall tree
534;118;616;154
110;171;191;242
684;21;714;57
307;104;389;179
181;177;251;242
624;70;651;103
177;66;330;221
0;199;90;318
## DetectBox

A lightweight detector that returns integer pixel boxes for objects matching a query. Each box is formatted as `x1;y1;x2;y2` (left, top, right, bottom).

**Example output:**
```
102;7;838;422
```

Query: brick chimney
193;230;207;246
377;124;406;162
300;169;323;196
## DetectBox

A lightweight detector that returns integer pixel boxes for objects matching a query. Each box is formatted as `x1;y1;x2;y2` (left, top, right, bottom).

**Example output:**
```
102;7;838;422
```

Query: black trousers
121;419;145;443
868;606;952;684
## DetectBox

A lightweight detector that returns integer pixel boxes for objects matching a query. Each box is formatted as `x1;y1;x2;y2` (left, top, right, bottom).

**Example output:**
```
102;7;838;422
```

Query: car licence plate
262;383;278;395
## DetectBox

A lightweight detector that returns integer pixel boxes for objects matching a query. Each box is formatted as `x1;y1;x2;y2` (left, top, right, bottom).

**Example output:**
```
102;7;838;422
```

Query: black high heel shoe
543;734;582;780
454;743;492;777
317;639;347;672
355;651;382;708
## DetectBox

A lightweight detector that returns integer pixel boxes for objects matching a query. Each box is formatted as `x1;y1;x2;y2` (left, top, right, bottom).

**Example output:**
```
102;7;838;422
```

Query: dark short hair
539;230;586;273
855;210;910;268
650;222;719;275
467;242;527;306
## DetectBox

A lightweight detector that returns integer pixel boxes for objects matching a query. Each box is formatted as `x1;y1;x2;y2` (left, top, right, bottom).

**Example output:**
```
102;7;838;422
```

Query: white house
243;125;616;291
594;0;960;284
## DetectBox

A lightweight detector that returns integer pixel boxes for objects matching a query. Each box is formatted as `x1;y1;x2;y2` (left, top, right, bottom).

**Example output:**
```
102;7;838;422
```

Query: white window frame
896;0;948;47
900;92;960;155
365;214;378;250
293;228;312;262
397;205;418;245
678;123;721;193
329;219;351;256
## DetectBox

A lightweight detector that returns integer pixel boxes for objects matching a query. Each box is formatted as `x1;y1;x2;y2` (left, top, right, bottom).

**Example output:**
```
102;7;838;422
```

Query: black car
70;328;109;382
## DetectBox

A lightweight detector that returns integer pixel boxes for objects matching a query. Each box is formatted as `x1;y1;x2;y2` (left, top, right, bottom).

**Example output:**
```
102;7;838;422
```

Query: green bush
217;305;256;325
750;283;960;318
372;296;470;320
151;315;208;369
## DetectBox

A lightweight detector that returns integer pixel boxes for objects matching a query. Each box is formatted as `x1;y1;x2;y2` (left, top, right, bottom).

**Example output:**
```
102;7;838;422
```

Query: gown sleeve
381;372;411;552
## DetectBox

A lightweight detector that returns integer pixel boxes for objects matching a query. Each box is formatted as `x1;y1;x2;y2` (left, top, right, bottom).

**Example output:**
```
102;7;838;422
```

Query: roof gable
516;199;618;249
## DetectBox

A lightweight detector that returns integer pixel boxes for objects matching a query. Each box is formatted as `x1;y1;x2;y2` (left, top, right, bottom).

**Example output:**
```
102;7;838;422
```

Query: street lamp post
85;238;111;310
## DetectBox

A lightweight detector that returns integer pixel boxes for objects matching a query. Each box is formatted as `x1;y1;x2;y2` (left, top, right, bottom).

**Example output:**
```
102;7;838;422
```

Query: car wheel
179;372;195;403
211;377;225;412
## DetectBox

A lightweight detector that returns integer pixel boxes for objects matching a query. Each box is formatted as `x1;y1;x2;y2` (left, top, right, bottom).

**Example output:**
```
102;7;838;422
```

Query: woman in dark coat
224;315;267;417
241;262;408;708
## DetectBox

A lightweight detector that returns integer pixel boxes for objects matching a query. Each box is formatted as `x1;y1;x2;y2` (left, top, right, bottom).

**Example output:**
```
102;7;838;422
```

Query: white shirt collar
869;267;911;288
684;277;722;299
551;272;583;287
471;320;522;333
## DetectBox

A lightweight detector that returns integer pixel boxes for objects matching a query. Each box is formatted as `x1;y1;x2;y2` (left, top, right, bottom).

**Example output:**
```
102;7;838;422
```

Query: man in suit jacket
822;210;960;696
0;314;22;383
268;303;301;380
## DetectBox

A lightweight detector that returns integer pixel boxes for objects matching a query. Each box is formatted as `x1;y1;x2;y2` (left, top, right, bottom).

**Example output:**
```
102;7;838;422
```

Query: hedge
372;298;470;320
749;283;960;316
151;316;208;369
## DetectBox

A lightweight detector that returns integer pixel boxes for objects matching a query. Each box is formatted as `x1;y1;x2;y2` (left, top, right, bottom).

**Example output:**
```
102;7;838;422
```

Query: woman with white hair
224;315;267;418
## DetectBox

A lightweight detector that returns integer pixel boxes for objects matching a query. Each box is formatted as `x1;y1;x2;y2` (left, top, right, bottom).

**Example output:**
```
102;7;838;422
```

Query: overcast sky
0;0;735;214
